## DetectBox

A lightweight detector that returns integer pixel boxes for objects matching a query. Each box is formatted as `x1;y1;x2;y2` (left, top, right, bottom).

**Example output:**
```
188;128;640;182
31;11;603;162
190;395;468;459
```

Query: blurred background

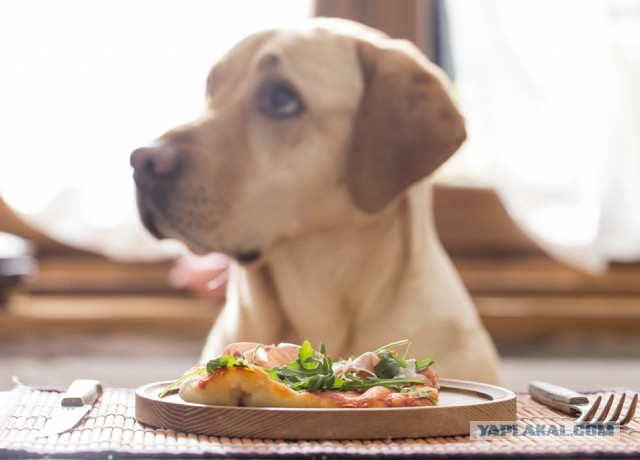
1;0;639;392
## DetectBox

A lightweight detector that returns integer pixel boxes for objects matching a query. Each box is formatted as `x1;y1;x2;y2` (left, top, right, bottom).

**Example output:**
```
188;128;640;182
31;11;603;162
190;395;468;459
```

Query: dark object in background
0;232;37;305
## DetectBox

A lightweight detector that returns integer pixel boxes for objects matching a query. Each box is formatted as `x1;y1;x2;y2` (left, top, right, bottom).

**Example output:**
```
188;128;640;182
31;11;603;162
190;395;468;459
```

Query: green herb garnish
374;350;406;379
158;365;207;398
373;339;435;377
415;357;435;372
270;340;337;391
158;355;245;398
158;339;436;398
374;339;412;355
206;355;245;373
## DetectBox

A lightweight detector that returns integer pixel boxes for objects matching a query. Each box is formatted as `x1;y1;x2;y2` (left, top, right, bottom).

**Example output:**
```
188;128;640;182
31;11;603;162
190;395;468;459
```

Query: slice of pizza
161;340;439;408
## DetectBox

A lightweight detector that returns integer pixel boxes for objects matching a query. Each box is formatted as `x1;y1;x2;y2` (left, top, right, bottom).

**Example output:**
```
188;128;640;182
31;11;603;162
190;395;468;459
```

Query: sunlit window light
0;0;311;259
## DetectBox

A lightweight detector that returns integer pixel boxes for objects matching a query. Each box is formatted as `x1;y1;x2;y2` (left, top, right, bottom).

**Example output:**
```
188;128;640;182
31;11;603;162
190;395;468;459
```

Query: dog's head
131;18;465;263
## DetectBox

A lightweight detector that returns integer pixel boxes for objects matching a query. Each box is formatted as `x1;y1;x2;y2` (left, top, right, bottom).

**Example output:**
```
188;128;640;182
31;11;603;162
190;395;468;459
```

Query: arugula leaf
374;339;411;355
373;339;434;374
415;357;435;372
339;376;427;392
206;355;245;373
158;365;207;398
374;350;406;379
261;366;283;383
274;345;334;391
299;340;314;364
252;344;264;365
159;354;249;398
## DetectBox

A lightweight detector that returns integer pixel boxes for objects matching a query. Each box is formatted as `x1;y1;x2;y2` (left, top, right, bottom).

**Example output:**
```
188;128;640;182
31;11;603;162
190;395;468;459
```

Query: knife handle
61;380;103;407
529;380;589;408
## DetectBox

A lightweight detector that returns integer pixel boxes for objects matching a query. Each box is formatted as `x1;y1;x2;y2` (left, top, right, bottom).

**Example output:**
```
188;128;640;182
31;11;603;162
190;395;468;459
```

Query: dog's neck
234;180;452;355
202;181;499;382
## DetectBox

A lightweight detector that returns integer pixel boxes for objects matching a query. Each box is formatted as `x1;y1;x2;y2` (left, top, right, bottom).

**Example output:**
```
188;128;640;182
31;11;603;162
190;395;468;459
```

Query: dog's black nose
130;142;182;189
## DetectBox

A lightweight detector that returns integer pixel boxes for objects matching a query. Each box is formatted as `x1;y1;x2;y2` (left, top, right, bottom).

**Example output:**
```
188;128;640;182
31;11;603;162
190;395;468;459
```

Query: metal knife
36;379;102;437
529;380;591;414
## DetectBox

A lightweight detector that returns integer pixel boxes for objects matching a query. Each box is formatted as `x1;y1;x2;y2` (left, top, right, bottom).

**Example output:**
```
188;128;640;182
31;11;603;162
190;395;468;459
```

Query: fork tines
577;392;638;426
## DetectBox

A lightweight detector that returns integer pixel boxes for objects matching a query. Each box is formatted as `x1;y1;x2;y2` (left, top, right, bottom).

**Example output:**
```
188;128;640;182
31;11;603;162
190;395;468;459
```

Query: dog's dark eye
257;82;304;118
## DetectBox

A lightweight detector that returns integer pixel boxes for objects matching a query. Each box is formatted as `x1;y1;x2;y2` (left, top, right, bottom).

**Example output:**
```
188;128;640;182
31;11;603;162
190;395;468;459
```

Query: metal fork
529;380;638;425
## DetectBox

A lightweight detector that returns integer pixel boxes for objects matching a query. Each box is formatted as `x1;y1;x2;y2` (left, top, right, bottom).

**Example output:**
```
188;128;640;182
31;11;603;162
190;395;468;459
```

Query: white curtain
445;0;640;273
0;0;311;261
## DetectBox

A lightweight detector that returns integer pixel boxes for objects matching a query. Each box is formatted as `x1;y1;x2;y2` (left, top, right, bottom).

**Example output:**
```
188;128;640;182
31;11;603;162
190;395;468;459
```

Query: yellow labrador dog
131;18;501;383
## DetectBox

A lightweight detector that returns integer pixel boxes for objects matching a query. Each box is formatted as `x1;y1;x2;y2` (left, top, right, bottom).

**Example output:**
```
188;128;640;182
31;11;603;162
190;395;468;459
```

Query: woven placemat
0;385;638;459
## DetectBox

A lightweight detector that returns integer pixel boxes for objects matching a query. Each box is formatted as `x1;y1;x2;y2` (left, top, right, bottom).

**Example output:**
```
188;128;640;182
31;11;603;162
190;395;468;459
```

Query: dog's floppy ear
346;40;466;213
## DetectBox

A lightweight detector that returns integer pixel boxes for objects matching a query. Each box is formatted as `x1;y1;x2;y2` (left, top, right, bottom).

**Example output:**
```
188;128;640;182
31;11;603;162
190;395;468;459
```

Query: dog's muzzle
130;141;183;238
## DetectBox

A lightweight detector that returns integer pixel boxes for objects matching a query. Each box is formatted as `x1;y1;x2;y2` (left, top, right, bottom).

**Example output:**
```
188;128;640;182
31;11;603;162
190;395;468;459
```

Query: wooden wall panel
314;0;435;57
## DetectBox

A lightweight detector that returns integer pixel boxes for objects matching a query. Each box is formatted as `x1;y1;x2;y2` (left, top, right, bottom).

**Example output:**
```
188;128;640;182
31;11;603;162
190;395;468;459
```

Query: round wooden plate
135;379;516;440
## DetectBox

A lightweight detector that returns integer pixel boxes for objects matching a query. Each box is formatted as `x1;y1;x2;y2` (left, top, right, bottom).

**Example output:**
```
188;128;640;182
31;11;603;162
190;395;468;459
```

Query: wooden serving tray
135;379;516;440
